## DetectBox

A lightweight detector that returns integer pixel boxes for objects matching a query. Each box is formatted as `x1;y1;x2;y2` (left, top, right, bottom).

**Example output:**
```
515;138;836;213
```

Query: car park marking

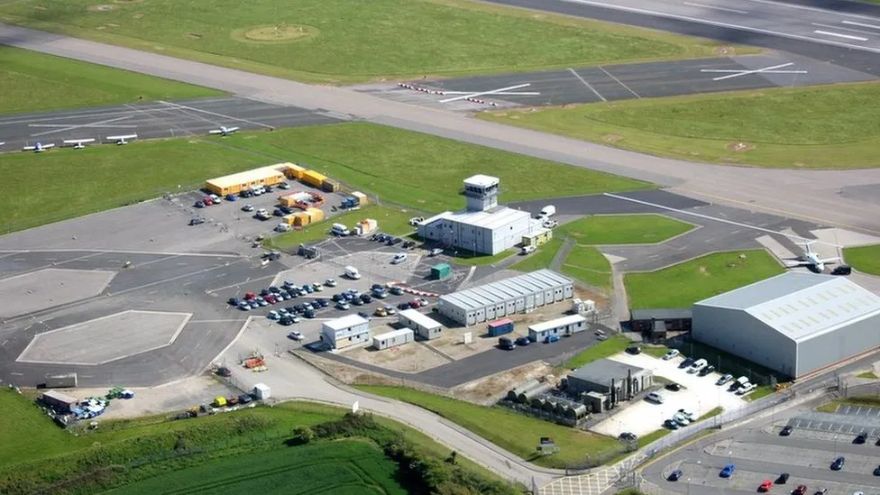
812;22;880;36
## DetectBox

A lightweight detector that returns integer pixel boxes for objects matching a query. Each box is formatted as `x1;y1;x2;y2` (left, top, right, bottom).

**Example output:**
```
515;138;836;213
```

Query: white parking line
813;30;868;41
567;68;606;102
683;2;748;14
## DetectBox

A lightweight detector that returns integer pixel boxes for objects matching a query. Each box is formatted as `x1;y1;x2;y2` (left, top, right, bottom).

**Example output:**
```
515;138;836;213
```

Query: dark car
279;316;293;326
498;337;515;350
665;383;682;392
260;288;270;297
663;419;680;430
792;485;807;495
360;294;372;303
268;286;281;294
698;365;716;376
625;345;641;355
390;286;404;296
228;297;240;306
777;472;789;484
618;432;638;442
332;293;344;302
352;297;364;306
830;456;845;471
873;465;880;476
398;302;411;310
189;217;205;225
216;367;232;377
679;357;695;369
855;432;868;444
832;265;852;276
194;200;205;208
238;394;253;404
667;469;683;482
315;298;329;308
515;336;531;346
303;309;316;319
358;311;370;320
780;425;793;436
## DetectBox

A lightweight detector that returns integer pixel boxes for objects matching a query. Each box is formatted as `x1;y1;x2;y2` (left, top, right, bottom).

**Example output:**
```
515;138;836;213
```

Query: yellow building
205;165;286;196
283;162;306;180
301;169;327;188
522;228;553;248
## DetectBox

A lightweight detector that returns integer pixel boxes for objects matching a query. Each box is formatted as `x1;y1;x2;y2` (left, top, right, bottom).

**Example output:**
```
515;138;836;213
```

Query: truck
331;223;350;236
340;196;360;209
537;205;556;219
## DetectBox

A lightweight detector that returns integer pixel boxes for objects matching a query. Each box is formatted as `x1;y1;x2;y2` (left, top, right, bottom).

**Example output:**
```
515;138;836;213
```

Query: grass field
636;429;670;448
108;440;407;495
817;396;880;413
449;248;517;266
511;236;564;272
481;83;880;169
561;245;613;290
357;385;620;468
563;334;631;369
858;371;879;379
559;214;693;245
625;250;784;309
0;0;732;83
844;244;880;275
268;205;415;250
0;46;221;114
0;122;649;233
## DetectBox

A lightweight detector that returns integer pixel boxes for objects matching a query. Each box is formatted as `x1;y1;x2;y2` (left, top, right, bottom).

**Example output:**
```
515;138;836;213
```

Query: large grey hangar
693;272;880;378
437;269;573;326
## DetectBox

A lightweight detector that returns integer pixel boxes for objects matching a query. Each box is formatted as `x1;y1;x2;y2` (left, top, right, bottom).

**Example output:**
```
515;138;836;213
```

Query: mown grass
844;244;880;276
558;214;693;245
858;371;879;380
817;396;880;413
637;429;670;448
561;245;613;290
481;83;880;169
744;385;775;402
0;122;649;233
698;407;723;421
0;46;221;114
0;0;734;83
510;236;564;272
267;205;416;250
448;248;517;266
563;334;631;369
356;385;620;469
624;250;784;309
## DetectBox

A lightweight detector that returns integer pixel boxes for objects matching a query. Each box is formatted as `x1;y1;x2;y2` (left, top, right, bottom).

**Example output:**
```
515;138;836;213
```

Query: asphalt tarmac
0;96;341;151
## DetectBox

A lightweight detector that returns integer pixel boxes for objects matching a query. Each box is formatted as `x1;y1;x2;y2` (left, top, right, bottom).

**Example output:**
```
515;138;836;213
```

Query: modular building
528;314;587;342
398;309;443;340
301;170;327;188
487;318;514;337
40;390;77;413
283;163;306;180
205;165;286;196
522;228;553;248
437;269;574;326
430;263;452;280
373;328;414;350
321;314;371;350
693;272;880;378
566;359;653;405
417;175;543;255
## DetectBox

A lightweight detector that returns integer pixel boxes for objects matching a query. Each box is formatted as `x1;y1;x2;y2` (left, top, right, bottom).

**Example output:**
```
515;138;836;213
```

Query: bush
290;426;314;445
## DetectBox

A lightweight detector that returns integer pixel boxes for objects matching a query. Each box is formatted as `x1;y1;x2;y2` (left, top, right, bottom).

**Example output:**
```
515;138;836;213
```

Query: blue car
720;464;735;478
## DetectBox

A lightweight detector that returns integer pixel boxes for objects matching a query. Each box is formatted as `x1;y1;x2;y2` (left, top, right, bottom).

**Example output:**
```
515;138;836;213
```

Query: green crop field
625;249;784;309
559;214;693;245
481;83;880;169
0;0;732;83
268;205;416;250
0;46;221;114
844;244;880;276
108;440;407;495
357;385;621;469
0;122;649;233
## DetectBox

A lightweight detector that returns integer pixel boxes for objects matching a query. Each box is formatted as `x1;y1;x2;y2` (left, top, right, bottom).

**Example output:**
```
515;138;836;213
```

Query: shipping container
284;163;306;180
301;170;327;188
488;318;514;336
305;207;324;223
352;191;368;205
430;263;452;280
322;179;340;192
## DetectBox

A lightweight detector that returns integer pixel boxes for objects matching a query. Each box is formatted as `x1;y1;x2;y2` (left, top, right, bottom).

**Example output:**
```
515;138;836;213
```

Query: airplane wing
42;143;55;149
227;126;240;132
783;260;811;268
208;129;222;135
819;257;840;264
107;134;138;140
22;145;36;151
63;139;95;145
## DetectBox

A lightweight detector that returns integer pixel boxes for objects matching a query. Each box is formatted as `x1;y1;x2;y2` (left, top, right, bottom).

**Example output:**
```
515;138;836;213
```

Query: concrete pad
812;227;880;248
591;352;746;437
17;310;190;365
0;268;115;319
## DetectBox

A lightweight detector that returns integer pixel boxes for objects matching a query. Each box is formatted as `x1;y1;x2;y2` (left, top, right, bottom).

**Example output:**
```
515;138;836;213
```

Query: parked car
391;253;408;264
662;349;680;360
498;337;516;350
719;464;735;478
315;298;329;308
698;365;716;376
854;432;868;444
667;469;683;482
792;485;807;495
335;301;350;310
515;336;531;346
873;465;880;476
813;489;827;495
189;217;205;225
228;297;240;306
687;358;708;374
832;264;852;276
736;383;757;395
238;301;251;311
663;419;680;430
225;193;238;201
357;311;371;320
383;305;396;315
677;409;695;421
672;413;690;426
429;248;444;257
325;278;337;287
625;345;641;355
303;309;316;319
279;316;294;326
716;374;734;386
777;472;789;484
831;456;845;471
390;286;404;296
544;334;560;344
679;357;695;369
374;307;388;317
646;392;664;404
238;394;253;404
780;425;794;436
267;310;280;320
758;480;773;492
241;204;254;212
352;297;364;306
665;383;682;392
397;302;411;310
618;432;638;442
194;200;205;208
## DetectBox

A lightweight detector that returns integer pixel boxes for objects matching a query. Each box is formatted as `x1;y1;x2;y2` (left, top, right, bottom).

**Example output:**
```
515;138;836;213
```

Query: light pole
687;477;691;495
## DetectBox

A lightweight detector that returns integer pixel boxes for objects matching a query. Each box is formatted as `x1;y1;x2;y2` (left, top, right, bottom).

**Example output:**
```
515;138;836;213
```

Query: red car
793;485;807;495
265;294;277;304
244;292;256;300
203;196;213;206
758;480;772;492
409;299;421;309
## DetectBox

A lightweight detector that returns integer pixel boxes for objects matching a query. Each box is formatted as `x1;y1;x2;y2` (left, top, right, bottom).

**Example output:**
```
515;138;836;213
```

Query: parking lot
592;352;747;437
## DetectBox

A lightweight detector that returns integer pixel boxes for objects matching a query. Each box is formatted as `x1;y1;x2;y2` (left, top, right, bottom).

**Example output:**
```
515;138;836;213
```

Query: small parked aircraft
106;134;138;145
63;138;96;150
208;126;240;136
22;142;55;153
786;241;839;273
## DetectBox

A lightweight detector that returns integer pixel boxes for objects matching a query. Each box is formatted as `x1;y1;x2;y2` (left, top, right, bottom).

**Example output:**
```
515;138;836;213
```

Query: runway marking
682;2;748;14
843;20;880;31
597;66;640;98
603;193;842;248
699;62;807;81
157;100;275;129
28;115;136;138
812;22;879;36
0;248;242;258
438;83;540;103
559;0;880;54
813;30;869;41
567;68;606;102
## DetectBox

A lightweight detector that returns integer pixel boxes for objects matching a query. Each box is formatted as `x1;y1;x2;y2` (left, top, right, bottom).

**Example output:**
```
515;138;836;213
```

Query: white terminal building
417;175;542;255
321;314;371;350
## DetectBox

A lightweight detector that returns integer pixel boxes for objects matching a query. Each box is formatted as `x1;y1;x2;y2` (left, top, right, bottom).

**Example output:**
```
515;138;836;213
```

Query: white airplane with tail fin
23;142;55;153
209;126;240;136
106;134;137;145
786;241;839;273
63;138;96;150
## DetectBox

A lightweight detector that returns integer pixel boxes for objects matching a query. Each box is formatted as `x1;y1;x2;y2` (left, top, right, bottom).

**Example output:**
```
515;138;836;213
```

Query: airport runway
378;52;874;107
0;96;342;151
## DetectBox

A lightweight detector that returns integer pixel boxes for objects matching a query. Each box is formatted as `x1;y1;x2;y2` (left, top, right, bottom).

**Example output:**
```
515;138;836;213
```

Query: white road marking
812;22;878;36
567;68;606;102
700;62;806;81
683;2;748;14
559;0;880;54
157;100;275;129
843;20;880;31
597;66;640;98
438;83;540;103
813;30;868;41
28;115;136;138
743;0;880;19
603;193;842;248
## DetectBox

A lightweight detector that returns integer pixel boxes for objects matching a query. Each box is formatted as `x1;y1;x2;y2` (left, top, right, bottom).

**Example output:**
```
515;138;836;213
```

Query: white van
736;382;756;395
331;223;350;236
520;245;537;255
537;205;556;219
275;223;291;232
344;266;361;280
687;358;708;374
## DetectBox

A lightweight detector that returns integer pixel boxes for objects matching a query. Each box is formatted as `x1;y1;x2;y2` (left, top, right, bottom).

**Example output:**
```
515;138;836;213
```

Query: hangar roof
440;269;571;312
696;272;880;342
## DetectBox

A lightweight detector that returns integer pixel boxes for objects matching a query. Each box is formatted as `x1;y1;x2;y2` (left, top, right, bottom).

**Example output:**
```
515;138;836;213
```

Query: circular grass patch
231;24;318;44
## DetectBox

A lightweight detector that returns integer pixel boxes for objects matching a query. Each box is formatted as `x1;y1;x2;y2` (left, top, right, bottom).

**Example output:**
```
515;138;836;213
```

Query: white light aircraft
106;134;138;145
22;142;55;153
786;241;839;273
209;126;240;136
63;138;96;150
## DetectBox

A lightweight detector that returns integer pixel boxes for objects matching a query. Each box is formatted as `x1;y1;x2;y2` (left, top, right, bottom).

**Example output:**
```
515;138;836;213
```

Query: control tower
463;174;499;212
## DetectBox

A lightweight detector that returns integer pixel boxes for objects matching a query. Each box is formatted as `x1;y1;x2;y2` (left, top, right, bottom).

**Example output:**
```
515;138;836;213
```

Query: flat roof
374;328;413;340
570;359;646;383
696;272;880;342
631;308;692;321
42;390;76;403
464;174;499;188
399;309;441;329
323;314;369;331
529;314;586;332
206;164;286;188
441;269;572;312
